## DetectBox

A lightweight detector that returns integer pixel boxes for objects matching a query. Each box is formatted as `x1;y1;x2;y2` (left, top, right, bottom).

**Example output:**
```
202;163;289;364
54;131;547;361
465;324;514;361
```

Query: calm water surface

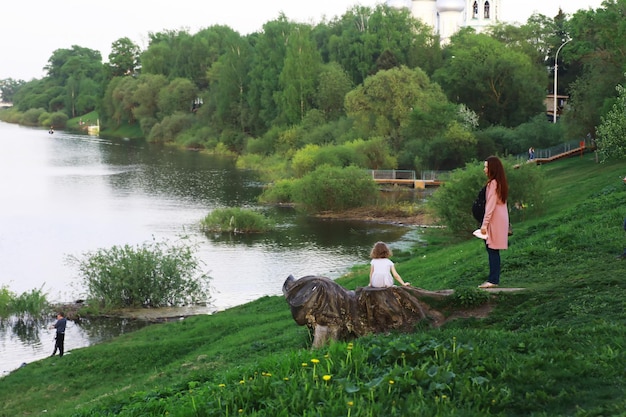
0;121;423;375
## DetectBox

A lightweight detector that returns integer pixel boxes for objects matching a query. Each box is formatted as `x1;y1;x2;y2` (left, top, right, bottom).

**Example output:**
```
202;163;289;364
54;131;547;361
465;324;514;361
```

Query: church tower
410;0;438;30
436;0;465;43
463;0;501;33
388;0;502;42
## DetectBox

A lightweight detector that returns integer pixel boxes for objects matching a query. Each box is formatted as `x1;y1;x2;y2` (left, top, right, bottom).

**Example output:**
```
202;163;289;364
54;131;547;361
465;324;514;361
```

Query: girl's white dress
370;258;394;287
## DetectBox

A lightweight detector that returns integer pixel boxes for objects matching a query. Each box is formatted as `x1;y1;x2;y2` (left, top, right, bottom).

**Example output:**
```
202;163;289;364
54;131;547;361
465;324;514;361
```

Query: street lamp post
553;39;571;123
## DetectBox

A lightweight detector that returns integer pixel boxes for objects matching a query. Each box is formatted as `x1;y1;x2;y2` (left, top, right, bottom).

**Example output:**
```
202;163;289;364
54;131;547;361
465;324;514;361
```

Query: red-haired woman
479;156;509;288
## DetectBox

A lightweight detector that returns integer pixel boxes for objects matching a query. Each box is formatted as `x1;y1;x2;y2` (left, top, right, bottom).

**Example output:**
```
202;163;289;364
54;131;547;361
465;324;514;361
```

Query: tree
101;76;138;127
246;15;293;134
315;62;353;121
107;37;141;77
596;81;626;160
277;25;322;125
324;4;438;85
204;31;253;133
564;1;626;138
43;46;104;117
157;78;198;117
345;65;448;153
0;78;25;103
434;31;546;127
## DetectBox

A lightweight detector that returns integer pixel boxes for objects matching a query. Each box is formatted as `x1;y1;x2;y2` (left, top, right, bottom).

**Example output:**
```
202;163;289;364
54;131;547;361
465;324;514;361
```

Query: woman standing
479;156;509;288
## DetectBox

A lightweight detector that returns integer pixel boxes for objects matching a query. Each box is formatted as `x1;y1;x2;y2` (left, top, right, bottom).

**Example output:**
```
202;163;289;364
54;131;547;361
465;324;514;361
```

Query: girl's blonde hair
370;241;392;259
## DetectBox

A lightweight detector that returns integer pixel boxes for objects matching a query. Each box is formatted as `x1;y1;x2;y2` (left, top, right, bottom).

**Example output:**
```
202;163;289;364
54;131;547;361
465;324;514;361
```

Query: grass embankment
1;156;625;417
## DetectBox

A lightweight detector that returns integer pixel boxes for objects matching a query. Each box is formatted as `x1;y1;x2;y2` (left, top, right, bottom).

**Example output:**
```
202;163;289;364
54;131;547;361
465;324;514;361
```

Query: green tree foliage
345;65;448;153
315;62;353;121
132;74;168;133
67;239;211;309
434;31;546;128
292;165;379;212
148;112;195;143
44;46;104;118
596;82;626;161
277;25;322;125
157;77;198;117
564;1;626;138
246;15;293;134
204;30;252;132
107;37;141;77
0;78;25;102
101;76;138;127
324;5;438;85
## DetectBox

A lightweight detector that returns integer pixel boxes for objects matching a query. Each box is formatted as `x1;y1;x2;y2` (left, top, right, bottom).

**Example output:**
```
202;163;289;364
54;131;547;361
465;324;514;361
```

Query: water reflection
0;315;47;346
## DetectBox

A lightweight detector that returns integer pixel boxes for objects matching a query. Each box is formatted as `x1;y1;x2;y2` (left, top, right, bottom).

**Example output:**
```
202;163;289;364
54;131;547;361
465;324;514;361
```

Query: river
0;121;423;375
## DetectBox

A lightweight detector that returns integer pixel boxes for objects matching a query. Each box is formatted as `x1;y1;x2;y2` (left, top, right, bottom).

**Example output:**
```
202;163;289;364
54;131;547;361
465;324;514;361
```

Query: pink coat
481;179;509;250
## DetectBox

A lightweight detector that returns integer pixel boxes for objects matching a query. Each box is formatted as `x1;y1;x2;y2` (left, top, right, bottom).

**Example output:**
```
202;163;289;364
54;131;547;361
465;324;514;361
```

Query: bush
20;108;46;126
67;238;210;309
259;179;295;204
292;165;379;213
200;207;275;233
429;158;545;235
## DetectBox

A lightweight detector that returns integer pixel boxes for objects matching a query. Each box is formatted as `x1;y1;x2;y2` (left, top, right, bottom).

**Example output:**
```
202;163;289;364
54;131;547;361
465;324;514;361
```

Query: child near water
369;241;410;288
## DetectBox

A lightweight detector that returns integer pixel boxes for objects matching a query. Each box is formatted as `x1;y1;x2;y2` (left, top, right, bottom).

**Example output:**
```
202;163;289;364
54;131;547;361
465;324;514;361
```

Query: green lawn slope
1;155;625;417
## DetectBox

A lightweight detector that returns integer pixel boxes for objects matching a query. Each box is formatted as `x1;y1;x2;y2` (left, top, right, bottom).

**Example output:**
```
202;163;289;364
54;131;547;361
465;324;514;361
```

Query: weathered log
283;275;448;348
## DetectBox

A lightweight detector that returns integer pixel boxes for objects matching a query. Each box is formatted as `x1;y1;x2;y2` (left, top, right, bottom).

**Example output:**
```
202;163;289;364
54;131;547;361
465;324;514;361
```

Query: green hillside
1;155;625;417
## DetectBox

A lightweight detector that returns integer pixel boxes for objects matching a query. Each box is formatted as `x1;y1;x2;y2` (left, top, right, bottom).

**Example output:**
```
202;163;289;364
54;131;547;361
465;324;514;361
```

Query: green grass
1;155;625;417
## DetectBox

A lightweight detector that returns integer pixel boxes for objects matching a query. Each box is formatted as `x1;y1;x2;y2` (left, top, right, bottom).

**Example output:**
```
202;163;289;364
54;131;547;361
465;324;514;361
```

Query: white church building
388;0;501;43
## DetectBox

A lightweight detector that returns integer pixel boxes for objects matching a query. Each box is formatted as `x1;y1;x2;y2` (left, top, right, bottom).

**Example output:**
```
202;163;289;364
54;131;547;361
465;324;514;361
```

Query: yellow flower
239;380;245;385
238;409;244;414
322;375;332;381
283;377;289;381
347;401;354;407
347;343;354;350
388;380;395;385
311;358;320;364
218;383;226;388
301;363;308;367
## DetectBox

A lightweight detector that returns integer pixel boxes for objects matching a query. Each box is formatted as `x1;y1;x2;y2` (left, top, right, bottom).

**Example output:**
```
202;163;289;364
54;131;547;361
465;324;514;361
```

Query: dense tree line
2;2;626;174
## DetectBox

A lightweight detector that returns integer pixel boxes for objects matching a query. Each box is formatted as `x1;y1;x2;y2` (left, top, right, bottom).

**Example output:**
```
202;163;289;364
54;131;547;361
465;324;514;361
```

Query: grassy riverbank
1;155;625;417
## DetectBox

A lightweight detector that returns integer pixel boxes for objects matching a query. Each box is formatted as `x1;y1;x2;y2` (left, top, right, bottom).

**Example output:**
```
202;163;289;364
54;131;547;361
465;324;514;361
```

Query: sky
0;0;605;81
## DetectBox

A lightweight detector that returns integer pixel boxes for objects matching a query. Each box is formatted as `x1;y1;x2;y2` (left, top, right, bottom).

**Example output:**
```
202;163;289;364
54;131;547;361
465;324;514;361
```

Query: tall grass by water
1;155;625;417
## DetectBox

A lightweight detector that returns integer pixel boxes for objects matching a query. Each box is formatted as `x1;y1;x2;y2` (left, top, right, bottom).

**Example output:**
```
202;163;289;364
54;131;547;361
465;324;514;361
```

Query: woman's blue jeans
485;243;500;284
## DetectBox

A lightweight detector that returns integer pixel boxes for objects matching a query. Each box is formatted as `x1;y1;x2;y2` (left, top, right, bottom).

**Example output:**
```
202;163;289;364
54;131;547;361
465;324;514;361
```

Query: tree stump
283;275;448;348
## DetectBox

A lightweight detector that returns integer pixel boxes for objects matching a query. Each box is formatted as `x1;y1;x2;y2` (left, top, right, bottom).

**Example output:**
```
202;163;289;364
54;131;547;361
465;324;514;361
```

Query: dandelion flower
388;380;395;385
301;363;308;367
323;375;332;381
218;383;226;388
311;358;320;364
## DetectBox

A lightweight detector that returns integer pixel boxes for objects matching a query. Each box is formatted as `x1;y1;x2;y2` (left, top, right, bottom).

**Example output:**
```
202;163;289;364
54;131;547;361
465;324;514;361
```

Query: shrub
259;179;295;204
20;108;46;126
10;287;49;316
200;207;275;233
67;238;210;309
292;165;379;213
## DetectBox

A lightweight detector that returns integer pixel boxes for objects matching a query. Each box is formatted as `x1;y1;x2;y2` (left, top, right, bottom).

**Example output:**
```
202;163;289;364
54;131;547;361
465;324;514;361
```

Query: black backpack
472;186;486;223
